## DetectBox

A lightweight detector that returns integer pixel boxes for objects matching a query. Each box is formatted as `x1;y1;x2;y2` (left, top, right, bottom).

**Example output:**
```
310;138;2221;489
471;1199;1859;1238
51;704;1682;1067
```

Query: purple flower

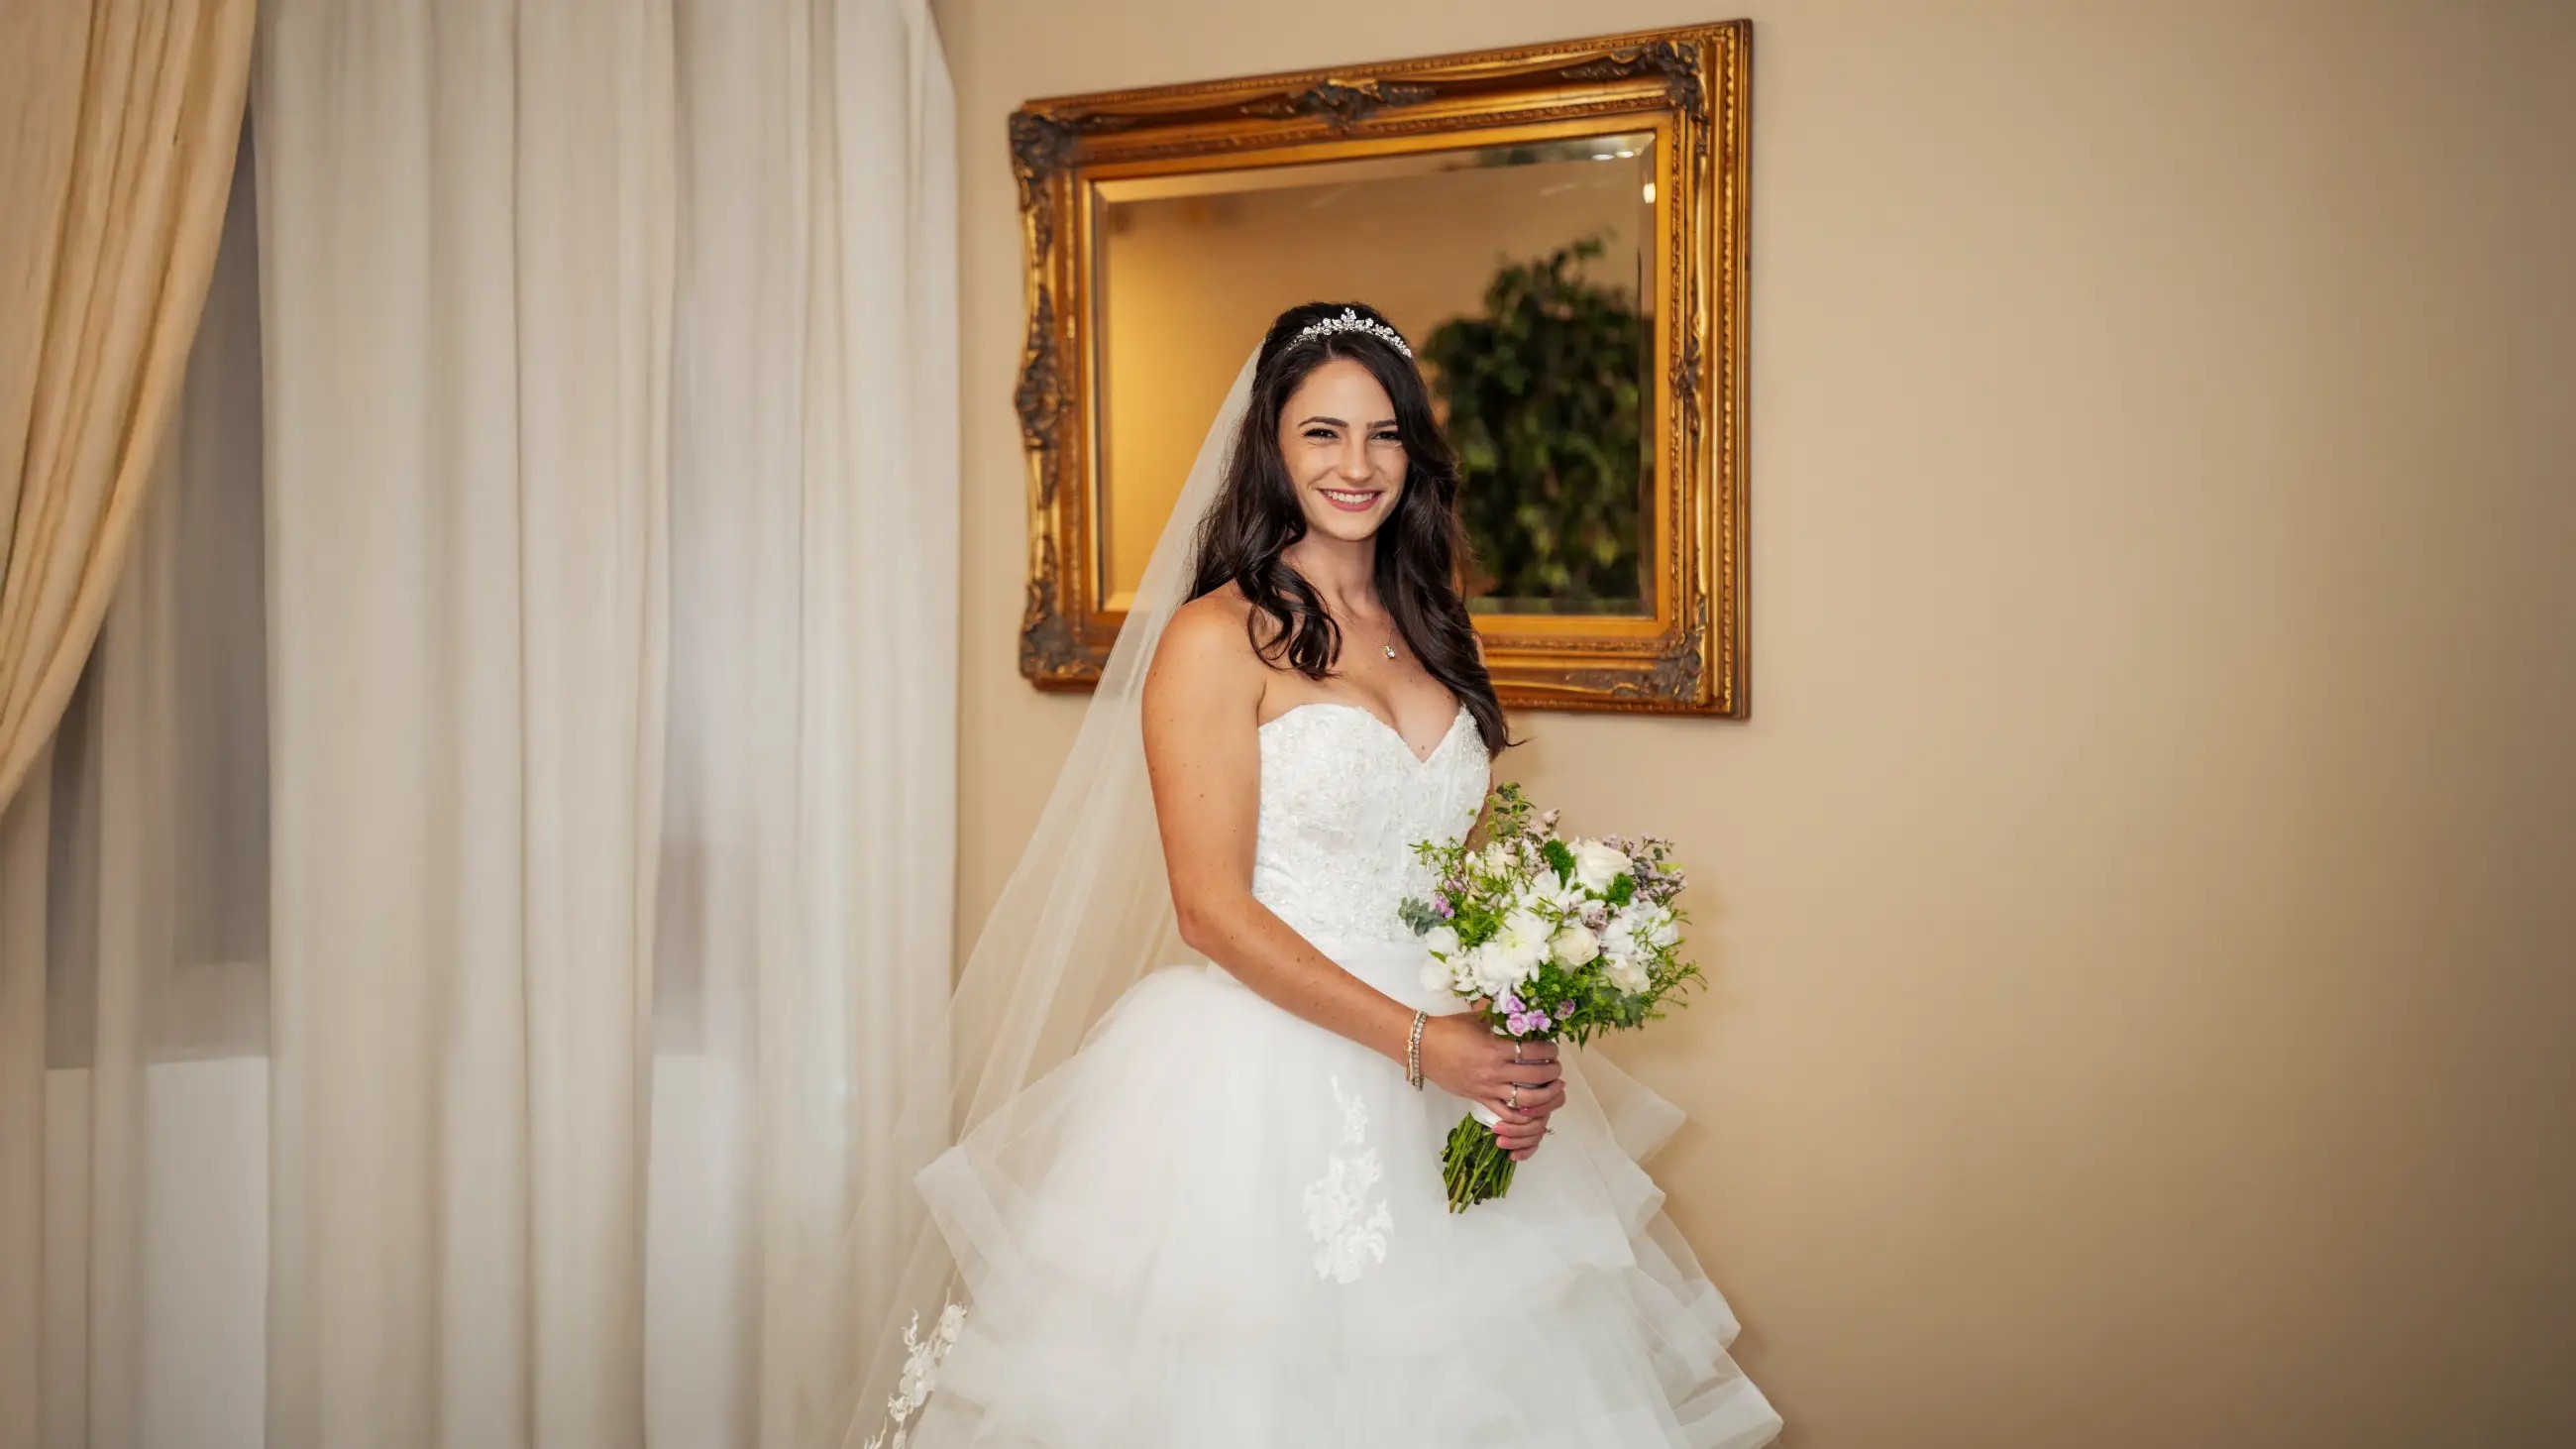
1505;1012;1533;1034
1532;1013;1554;1033
1503;993;1525;1016
1556;1000;1574;1018
1436;897;1455;919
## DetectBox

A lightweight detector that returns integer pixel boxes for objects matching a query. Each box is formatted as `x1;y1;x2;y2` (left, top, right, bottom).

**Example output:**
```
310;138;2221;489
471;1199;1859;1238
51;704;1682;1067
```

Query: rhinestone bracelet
1405;1010;1429;1089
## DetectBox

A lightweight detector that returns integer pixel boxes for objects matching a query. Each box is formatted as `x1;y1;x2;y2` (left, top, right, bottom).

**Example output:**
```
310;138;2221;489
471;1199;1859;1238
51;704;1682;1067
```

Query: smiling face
1275;357;1407;543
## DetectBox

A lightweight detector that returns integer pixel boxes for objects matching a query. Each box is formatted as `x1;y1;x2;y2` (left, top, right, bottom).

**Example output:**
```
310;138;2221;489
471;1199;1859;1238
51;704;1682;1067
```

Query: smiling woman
852;294;1780;1447
1288;384;1404;524
1180;301;1504;753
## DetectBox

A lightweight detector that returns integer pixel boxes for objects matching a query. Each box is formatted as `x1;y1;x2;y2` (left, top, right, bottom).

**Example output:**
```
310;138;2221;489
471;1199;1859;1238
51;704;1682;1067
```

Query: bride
853;302;1780;1448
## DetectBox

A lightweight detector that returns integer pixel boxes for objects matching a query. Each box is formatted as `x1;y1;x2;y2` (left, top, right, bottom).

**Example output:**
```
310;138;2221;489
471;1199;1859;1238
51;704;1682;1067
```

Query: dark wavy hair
1185;300;1511;755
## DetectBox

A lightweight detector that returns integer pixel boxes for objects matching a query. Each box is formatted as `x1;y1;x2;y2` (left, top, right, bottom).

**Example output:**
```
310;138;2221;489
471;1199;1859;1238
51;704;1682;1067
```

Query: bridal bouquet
1399;783;1704;1211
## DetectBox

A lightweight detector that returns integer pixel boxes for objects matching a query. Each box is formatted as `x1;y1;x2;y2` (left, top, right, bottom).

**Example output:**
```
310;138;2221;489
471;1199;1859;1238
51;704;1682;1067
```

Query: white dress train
898;702;1782;1448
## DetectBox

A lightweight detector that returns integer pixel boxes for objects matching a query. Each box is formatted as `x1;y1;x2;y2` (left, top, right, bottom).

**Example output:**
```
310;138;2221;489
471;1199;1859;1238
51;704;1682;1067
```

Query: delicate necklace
1335;601;1399;659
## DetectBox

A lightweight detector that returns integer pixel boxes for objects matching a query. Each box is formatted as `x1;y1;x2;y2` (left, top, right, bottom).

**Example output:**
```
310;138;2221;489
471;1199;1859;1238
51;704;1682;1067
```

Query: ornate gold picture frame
1012;22;1751;716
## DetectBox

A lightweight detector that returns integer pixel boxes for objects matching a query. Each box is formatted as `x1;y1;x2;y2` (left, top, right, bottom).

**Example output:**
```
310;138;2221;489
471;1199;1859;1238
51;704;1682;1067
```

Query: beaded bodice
1251;702;1489;948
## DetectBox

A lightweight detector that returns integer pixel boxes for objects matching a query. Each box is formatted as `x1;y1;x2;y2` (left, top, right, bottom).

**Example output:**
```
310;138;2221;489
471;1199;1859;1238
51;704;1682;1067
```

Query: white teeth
1323;489;1377;503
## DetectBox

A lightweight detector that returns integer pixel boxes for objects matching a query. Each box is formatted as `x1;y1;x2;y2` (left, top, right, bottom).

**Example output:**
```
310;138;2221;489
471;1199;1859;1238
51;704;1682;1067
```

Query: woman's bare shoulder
1160;584;1249;654
1148;585;1268;704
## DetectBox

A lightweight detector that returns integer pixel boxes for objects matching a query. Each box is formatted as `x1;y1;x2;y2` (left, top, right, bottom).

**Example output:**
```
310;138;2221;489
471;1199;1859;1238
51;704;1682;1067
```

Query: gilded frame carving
1013;22;1751;716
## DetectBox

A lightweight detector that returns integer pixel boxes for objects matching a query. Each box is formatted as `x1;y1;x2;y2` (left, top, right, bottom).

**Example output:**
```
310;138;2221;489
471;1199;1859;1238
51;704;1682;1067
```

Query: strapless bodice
1249;702;1488;950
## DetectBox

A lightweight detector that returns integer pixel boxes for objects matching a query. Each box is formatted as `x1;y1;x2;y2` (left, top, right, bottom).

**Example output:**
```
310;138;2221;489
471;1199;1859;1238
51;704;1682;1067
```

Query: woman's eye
1374;431;1402;444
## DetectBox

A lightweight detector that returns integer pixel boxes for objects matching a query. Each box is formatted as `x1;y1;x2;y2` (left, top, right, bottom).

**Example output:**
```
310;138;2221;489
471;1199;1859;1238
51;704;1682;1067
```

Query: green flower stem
1440;1111;1522;1213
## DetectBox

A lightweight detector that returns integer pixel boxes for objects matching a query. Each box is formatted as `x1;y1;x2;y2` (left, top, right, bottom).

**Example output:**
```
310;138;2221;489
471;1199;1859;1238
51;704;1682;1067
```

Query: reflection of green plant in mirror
1421;235;1644;611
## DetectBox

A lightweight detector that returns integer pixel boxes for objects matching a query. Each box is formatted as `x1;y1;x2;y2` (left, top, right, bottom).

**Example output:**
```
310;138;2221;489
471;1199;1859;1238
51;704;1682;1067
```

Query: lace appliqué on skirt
1303;1078;1394;1283
862;1300;967;1449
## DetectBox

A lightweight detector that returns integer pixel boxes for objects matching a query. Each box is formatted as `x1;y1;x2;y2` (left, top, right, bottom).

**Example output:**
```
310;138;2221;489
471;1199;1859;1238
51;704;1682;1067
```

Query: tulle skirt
905;935;1782;1448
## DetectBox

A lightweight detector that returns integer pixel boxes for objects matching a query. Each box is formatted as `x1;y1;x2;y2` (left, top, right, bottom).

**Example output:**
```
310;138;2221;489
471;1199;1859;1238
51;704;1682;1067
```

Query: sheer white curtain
0;2;956;1446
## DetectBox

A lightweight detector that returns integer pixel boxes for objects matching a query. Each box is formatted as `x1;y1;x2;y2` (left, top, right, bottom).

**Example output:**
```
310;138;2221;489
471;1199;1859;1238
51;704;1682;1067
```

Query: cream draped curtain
1;5;256;1443
0;0;255;815
0;116;272;1449
0;2;958;1446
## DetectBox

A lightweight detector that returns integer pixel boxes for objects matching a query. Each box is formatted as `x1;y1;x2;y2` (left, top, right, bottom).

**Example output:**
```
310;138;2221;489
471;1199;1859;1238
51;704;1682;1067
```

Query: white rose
1568;838;1635;893
1550;924;1600;967
1425;924;1460;958
1605;956;1652;993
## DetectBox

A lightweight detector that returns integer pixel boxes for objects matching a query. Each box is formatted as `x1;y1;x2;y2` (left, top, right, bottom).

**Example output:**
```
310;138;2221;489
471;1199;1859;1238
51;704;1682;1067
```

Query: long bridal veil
842;352;1258;1445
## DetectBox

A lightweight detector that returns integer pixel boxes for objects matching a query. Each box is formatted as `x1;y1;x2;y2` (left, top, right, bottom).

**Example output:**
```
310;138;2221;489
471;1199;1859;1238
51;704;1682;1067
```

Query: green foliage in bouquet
1400;783;1707;1210
1418;236;1647;610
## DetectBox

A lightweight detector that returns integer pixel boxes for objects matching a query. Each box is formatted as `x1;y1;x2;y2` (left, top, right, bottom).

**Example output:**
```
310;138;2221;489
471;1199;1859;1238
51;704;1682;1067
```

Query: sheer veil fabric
845;353;1258;1442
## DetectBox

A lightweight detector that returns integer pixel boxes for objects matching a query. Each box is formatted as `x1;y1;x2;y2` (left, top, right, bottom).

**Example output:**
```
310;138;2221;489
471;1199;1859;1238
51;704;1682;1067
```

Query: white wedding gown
906;701;1782;1447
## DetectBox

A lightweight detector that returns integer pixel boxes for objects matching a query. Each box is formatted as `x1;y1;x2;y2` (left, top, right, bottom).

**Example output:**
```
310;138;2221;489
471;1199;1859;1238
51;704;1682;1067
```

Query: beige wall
933;2;2576;1444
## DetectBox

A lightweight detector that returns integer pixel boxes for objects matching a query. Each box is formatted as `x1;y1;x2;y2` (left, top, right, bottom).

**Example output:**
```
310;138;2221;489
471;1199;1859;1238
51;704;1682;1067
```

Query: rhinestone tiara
1292;307;1413;359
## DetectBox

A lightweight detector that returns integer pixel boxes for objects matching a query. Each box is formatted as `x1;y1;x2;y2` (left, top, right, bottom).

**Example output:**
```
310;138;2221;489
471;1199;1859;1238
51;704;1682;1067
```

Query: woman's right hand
1417;1013;1564;1157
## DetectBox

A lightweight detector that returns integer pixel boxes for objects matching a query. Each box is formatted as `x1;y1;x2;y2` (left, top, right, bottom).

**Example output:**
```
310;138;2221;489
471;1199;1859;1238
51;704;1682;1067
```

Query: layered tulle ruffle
906;940;1781;1448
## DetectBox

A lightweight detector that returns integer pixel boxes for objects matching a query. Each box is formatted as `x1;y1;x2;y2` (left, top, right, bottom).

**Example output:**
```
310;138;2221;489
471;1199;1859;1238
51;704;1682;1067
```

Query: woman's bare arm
1140;595;1555;1129
1141;596;1421;1062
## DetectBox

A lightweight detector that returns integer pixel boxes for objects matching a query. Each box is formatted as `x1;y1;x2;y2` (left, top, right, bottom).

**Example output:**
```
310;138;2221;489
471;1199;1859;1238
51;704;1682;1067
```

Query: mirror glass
1092;131;1660;616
